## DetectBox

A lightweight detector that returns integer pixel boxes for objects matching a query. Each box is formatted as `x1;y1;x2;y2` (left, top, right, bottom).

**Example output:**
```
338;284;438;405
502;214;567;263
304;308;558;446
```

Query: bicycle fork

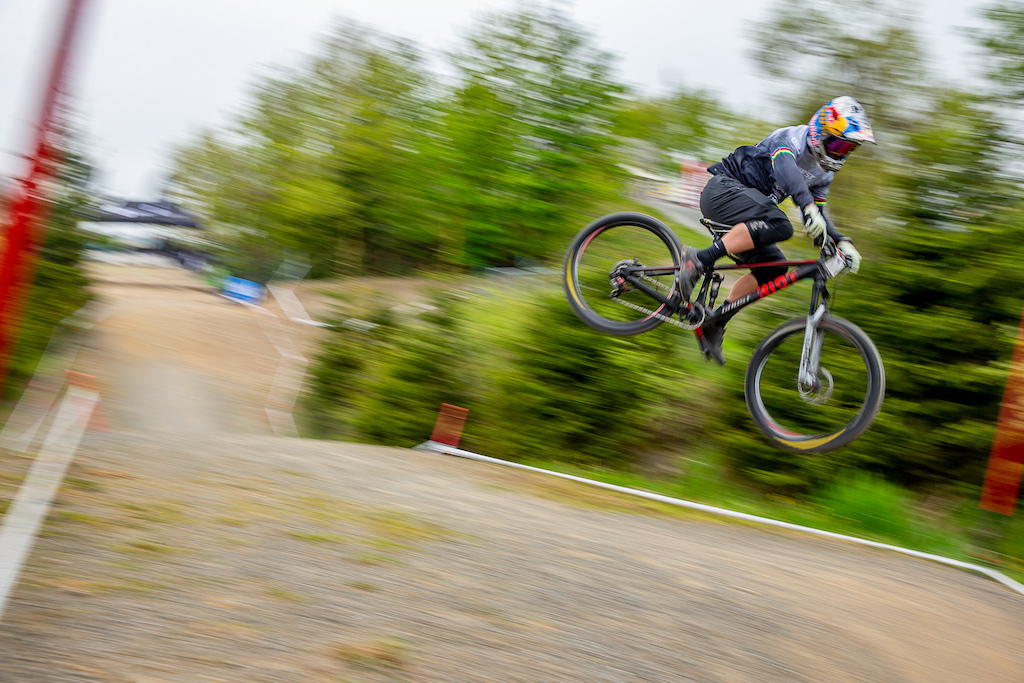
797;304;828;398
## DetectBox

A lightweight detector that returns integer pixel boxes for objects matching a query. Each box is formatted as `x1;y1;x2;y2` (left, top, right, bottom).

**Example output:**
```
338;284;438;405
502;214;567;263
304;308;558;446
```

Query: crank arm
621;274;677;308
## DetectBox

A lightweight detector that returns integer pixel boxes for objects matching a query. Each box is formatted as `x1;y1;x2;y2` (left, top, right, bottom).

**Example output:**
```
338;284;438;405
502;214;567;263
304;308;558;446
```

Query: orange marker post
0;0;91;403
981;315;1024;515
64;371;107;432
430;403;470;449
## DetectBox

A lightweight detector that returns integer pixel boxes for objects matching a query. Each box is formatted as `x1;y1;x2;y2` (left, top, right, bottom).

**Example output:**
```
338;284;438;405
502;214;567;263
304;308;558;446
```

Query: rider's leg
725;273;759;301
696;244;788;366
718;223;755;257
683;178;792;302
688;175;794;364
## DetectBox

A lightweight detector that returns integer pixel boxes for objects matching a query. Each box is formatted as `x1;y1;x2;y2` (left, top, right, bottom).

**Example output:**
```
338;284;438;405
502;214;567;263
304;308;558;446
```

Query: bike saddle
700;217;732;239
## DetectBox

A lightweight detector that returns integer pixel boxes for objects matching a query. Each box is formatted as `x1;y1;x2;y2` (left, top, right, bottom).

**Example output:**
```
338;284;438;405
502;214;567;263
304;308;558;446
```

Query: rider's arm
769;146;816;209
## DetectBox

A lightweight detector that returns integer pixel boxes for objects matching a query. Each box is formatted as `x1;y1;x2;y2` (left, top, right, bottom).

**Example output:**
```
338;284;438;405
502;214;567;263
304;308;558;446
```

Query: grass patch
288;531;348;544
368;538;416;551
352;552;400;565
117;539;179;554
335;637;411;671
215;516;249;526
101;578;166;594
813;472;917;539
64;477;102;492
514;456;999;570
264;586;305;602
368;511;451;542
54;510;108;526
278;469;312;478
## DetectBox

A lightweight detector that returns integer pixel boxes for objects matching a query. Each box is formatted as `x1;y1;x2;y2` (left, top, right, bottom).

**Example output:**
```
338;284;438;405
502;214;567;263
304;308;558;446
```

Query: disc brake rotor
798;367;834;405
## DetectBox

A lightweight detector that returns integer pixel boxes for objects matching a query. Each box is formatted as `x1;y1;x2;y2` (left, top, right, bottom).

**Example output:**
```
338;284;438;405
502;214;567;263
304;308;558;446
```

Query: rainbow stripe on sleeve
770;147;796;162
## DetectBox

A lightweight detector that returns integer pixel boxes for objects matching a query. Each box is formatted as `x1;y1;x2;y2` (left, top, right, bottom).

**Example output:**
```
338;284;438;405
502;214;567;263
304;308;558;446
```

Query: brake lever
821;239;849;277
819;235;838;258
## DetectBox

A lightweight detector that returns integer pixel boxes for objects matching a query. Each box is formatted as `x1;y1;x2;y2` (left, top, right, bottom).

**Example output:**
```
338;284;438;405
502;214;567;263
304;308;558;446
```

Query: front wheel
564;212;685;336
744;315;884;452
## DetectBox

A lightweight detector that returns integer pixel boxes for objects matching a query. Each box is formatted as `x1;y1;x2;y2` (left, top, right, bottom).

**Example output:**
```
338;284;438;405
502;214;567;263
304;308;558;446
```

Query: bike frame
622;256;830;319
622;249;847;392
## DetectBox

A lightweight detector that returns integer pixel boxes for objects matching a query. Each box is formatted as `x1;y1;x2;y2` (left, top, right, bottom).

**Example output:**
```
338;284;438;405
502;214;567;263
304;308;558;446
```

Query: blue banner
222;276;264;305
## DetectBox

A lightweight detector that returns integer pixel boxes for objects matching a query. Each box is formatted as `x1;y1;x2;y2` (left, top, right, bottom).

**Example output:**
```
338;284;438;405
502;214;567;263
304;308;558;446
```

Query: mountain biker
680;96;875;366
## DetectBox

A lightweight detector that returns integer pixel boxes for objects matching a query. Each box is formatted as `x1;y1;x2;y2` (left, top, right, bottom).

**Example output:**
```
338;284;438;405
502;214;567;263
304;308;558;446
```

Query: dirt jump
0;259;1022;682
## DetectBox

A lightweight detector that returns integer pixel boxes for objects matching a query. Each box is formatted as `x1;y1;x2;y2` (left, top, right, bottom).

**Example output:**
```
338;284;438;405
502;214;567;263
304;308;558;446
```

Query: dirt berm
0;260;1021;682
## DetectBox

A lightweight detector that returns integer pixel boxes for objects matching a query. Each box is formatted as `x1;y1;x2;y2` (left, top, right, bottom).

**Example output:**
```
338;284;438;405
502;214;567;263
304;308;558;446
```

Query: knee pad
745;218;793;248
773;218;795;242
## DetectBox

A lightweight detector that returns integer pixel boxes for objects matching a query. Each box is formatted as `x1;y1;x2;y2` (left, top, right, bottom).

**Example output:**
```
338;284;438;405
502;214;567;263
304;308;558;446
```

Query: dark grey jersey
753;124;845;241
753;124;833;209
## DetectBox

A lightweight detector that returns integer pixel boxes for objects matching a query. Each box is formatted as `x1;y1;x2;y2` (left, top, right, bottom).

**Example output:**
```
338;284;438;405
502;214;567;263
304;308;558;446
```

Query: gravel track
1;262;1022;682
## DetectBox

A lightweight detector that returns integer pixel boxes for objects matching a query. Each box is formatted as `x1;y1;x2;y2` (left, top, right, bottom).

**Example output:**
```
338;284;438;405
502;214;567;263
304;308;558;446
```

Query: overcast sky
0;0;990;198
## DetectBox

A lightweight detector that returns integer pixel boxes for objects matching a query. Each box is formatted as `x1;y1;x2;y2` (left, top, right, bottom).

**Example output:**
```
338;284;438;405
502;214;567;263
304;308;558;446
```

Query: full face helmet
808;96;875;172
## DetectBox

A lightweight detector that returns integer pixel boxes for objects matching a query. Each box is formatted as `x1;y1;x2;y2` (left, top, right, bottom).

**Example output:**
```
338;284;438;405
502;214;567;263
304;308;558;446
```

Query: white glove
838;240;862;274
801;204;827;242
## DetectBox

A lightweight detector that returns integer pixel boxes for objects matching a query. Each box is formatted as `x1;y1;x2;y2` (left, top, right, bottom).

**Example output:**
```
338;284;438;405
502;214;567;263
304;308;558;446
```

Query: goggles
823;135;859;159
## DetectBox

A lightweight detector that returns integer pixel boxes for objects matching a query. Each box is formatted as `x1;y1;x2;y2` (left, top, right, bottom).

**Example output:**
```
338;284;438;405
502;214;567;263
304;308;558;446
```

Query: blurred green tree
614;87;753;164
974;2;1024;104
172;9;627;276
434;6;626;269
171;19;433;277
483;289;681;467
748;0;928;130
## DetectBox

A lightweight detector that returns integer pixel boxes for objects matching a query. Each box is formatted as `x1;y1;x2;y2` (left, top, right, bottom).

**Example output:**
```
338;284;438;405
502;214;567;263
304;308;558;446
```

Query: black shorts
699;173;794;285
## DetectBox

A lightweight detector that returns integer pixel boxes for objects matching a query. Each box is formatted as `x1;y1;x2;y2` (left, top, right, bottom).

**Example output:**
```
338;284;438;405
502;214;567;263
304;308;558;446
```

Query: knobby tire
744;315;884;453
563;212;684;336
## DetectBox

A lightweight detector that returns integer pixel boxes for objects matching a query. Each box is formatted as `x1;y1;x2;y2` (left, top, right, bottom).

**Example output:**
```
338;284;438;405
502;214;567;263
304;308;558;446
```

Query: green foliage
304;294;468;446
812;471;916;539
305;281;700;469
171;19;429;278
850;92;1024;486
171;7;626;277
614;87;736;161
973;2;1024;103
355;307;470;447
303;328;371;440
482;289;680;467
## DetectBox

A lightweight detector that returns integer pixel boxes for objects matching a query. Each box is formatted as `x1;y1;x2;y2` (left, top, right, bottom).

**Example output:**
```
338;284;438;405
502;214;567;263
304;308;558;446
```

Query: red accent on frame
713;259;818;270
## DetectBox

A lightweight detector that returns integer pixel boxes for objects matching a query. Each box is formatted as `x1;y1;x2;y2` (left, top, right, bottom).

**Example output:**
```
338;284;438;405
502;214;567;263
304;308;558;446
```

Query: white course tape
0;385;98;623
241;303;308;438
418;441;1024;598
268;283;329;327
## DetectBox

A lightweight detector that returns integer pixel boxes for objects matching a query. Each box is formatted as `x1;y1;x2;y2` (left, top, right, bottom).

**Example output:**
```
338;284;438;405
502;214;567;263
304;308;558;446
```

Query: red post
0;0;91;402
981;311;1024;515
430;403;470;448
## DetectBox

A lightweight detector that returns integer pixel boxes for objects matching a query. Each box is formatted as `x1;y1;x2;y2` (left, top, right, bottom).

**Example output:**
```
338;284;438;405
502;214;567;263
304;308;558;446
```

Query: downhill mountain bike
563;211;884;453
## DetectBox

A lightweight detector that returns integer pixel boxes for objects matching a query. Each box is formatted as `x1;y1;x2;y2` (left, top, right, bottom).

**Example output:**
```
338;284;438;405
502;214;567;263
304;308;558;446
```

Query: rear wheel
744;315;884;452
563;212;684;336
